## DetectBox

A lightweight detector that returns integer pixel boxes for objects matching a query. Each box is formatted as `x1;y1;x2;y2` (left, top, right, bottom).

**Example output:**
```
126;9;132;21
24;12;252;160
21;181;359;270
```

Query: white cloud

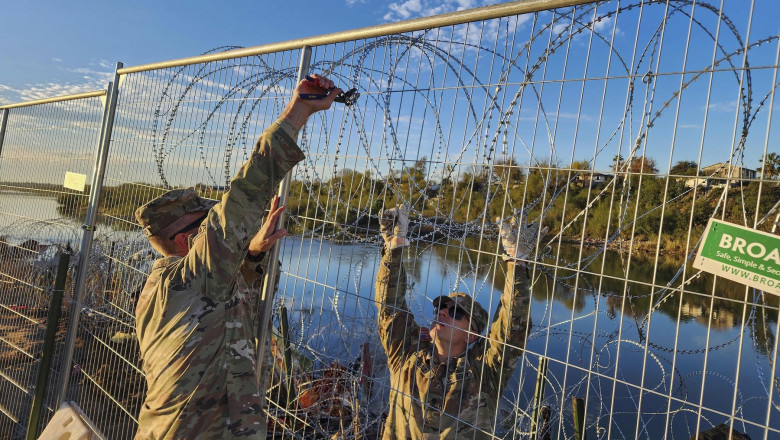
0;87;16;105
707;101;738;112
60;65;113;77
0;59;115;105
384;0;423;21
21;82;104;100
382;0;502;22
552;23;569;36
592;15;614;33
0;78;108;105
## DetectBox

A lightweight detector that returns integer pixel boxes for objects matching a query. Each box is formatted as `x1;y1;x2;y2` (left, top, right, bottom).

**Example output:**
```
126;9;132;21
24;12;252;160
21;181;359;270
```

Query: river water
0;190;84;242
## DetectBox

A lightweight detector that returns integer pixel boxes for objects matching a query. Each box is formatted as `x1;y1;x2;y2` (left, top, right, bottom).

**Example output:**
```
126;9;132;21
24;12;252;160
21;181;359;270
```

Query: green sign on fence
694;219;780;295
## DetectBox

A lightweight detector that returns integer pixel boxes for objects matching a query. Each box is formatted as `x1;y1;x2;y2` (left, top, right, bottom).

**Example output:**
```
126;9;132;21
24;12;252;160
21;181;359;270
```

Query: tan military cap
432;292;488;335
134;187;217;237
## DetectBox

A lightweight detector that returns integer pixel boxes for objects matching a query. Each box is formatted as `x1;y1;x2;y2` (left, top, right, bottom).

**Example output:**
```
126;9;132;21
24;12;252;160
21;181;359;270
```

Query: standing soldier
376;205;546;439
133;75;341;439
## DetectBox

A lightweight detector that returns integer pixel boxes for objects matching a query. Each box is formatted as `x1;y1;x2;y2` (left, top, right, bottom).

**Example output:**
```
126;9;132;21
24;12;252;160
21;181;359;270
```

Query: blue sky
0;0;777;175
0;0;501;104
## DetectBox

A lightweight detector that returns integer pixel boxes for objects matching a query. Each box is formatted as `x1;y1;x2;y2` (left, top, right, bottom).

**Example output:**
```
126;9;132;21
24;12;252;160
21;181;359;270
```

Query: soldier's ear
173;233;191;253
467;332;479;344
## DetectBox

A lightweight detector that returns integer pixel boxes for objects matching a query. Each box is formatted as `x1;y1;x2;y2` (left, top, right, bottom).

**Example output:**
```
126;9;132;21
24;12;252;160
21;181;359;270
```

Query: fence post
279;305;297;407
255;45;312;393
538;406;551;440
102;241;116;293
55;62;123;408
0;108;8;159
573;397;585;440
530;356;549;439
26;251;70;439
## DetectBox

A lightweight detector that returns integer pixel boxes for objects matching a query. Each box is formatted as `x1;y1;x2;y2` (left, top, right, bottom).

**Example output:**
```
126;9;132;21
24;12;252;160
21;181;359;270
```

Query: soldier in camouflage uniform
133;75;341;440
376;206;547;439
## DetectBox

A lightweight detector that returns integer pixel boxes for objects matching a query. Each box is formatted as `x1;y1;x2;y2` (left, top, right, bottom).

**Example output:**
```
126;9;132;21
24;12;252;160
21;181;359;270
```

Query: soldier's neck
433;343;466;363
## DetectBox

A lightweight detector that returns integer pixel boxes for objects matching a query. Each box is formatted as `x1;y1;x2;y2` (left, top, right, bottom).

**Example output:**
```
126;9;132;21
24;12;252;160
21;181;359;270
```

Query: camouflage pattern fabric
134;121;304;440
135;187;217;237
376;248;530;440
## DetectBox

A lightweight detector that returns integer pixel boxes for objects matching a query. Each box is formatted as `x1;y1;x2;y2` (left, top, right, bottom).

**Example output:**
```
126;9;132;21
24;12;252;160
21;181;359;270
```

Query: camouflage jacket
134;122;304;440
376;248;530;440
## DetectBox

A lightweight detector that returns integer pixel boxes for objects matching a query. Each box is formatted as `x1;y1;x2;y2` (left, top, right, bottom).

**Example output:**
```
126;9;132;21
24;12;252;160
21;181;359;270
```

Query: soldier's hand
248;196;287;255
496;210;548;261
379;204;410;250
280;74;342;132
294;74;342;114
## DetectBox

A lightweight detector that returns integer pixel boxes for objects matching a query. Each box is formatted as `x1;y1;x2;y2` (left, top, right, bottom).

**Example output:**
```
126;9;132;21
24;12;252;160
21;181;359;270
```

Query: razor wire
1;0;779;438
131;2;779;437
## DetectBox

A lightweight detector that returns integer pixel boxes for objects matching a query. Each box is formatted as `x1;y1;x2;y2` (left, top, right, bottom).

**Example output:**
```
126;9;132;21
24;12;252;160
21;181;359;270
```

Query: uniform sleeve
480;261;530;393
239;252;269;287
173;121;304;302
375;247;421;370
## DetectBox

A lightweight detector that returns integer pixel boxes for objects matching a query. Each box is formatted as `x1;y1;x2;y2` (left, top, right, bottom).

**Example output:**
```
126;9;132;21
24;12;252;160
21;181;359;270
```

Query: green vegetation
43;182;183;231
759;152;780;179
29;154;778;249
283;157;779;254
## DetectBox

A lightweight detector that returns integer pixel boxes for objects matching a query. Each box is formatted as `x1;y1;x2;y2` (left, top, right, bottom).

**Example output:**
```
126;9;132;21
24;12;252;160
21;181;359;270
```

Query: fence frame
115;0;597;75
0;88;111;435
2;0;779;437
0;108;8;158
56;63;123;409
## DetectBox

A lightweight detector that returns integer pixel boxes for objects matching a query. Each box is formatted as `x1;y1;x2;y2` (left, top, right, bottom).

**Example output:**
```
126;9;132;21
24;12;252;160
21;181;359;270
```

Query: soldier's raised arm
375;205;421;370
133;75;342;440
163;76;342;301
480;214;547;392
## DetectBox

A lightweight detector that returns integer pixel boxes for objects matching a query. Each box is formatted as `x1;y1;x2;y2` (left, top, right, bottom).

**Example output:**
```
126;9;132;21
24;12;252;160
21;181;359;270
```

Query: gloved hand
380;204;410;250
496;212;548;261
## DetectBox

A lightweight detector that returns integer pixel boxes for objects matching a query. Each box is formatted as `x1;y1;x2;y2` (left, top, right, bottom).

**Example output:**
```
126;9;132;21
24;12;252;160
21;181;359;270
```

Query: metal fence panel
61;51;305;439
0;95;105;438
4;0;779;439
273;2;780;438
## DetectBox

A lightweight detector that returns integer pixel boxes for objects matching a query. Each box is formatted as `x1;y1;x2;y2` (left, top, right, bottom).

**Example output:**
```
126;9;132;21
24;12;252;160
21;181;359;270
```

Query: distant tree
460;164;489;192
670;160;699;177
493;158;524;184
759;152;780;179
612;154;624;172
402;157;428;186
570;160;592;171
525;160;567;194
568;160;596;188
441;165;455;188
627;156;658;174
407;157;427;177
330;169;364;195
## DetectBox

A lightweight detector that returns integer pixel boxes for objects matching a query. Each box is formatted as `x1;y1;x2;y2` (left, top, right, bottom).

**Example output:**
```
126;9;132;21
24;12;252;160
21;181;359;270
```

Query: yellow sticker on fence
63;172;87;192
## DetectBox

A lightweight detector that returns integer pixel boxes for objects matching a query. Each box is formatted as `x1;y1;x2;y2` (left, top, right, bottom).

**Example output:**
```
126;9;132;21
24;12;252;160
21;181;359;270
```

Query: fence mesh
0;95;105;439
58;50;307;439
1;0;780;438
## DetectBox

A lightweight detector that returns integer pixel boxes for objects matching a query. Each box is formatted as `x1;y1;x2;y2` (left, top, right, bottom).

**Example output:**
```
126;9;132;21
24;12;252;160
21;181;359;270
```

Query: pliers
299;75;360;106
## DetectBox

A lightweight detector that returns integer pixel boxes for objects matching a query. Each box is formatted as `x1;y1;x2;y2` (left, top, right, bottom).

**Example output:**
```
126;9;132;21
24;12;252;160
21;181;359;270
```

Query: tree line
4;153;770;252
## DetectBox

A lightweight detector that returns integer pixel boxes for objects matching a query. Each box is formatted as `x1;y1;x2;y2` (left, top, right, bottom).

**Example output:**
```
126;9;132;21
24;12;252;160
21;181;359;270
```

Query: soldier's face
430;305;472;348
